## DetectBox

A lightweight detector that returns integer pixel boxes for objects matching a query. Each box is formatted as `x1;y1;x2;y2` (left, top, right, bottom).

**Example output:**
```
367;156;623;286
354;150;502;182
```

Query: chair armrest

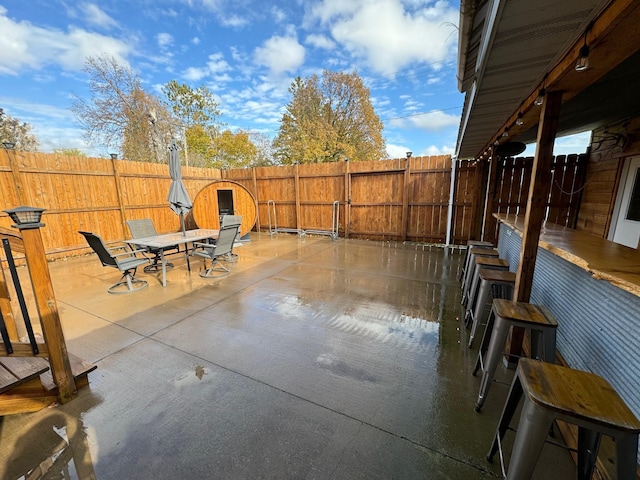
113;248;148;257
192;242;212;248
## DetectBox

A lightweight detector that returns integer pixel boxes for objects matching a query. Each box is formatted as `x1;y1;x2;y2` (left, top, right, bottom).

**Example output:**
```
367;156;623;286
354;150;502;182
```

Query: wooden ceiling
455;0;640;160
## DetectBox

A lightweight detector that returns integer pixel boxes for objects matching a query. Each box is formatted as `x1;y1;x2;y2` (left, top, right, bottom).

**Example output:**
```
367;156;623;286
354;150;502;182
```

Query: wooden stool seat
473;299;558;411
488;358;640;479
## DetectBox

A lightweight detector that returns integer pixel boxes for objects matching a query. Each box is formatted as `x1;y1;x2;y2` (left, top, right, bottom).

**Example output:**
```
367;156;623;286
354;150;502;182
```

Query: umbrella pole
181;213;186;236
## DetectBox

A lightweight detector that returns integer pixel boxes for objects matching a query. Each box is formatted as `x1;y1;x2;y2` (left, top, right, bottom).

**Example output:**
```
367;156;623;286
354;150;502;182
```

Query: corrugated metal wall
497;223;640;461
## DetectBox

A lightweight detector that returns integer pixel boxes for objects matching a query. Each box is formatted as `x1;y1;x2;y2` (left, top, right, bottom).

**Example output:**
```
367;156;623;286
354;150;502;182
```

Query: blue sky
0;0;589;159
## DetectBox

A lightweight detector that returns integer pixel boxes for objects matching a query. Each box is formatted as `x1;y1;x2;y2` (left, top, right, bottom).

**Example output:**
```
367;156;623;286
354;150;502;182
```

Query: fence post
20;223;76;403
401;157;411;241
252;167;261;232
111;158;128;236
294;164;301;231
6;149;29;204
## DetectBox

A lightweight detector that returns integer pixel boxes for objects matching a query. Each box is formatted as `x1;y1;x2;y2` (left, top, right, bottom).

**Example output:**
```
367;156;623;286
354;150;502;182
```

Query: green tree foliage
53;148;86;156
0;108;39;151
162;80;220;127
210;130;258;169
162;81;221;166
71;54;175;162
273;70;386;164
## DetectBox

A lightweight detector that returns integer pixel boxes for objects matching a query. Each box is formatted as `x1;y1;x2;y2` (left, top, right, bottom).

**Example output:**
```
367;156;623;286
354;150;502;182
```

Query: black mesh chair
79;231;150;294
126;219;177;273
191;224;240;278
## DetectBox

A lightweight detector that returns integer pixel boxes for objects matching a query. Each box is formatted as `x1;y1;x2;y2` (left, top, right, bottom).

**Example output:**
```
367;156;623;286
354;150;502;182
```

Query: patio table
126;228;219;287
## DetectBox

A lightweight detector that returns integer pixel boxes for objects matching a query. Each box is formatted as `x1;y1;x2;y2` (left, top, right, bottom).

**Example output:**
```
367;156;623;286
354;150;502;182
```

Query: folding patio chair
220;214;242;261
191;224;240;278
79;231;150;294
126;219;178;273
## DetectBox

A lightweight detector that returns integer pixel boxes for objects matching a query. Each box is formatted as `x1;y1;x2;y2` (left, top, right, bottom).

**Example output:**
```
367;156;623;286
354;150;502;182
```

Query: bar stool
466;270;516;346
463;257;510;310
487;358;640;480
473;299;557;412
458;240;494;282
461;248;500;305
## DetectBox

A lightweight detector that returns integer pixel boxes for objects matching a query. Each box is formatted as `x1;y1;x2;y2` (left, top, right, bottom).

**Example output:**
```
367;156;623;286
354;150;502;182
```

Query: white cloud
271;6;287;23
522;131;591;156
192;37;201;45
220;14;249;28
305;34;336;50
80;3;118;29
421;144;454;156
181;52;231;82
254;35;305;76
0;7;132;74
309;0;458;74
157;33;174;48
386;143;413;159
409;110;460;131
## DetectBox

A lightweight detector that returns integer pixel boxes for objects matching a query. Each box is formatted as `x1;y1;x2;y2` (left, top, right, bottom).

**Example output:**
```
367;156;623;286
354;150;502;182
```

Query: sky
0;0;589;159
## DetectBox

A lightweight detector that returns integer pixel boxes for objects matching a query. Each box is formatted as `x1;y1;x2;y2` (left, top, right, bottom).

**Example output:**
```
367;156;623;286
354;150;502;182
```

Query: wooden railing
0;224;76;404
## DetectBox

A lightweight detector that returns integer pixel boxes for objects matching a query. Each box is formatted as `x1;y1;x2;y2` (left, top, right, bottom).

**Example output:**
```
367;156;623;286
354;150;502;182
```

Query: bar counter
494;214;640;296
493;214;640;463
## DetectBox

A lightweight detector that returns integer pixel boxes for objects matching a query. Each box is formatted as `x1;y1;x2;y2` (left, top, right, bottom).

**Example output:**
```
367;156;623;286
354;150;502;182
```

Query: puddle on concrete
316;353;377;382
172;365;210;389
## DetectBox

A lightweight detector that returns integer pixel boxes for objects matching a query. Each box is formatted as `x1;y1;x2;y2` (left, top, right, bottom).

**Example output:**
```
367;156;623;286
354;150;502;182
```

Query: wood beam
508;90;562;360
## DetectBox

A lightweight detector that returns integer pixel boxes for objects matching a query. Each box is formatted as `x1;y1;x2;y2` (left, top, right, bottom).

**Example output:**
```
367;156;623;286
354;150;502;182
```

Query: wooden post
7;149;29;205
111;158;128;237
344;160;351;238
20;224;76;403
401;158;411;241
251;168;261;232
294;164;301;231
508;90;562;360
470;159;489;240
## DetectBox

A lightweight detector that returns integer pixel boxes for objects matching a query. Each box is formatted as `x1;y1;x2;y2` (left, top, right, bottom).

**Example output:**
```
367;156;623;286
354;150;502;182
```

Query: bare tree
71;55;175;162
0;108;39;151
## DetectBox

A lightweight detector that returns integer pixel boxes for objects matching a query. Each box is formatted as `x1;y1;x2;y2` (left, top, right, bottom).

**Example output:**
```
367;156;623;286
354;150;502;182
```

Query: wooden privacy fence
0;150;222;258
0;150;588;258
483;154;588;243
224;155;452;243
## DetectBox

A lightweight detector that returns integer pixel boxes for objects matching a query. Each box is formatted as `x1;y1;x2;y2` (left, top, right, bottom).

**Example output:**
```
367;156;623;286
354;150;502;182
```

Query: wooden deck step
0;357;49;394
40;353;97;391
0;354;96;416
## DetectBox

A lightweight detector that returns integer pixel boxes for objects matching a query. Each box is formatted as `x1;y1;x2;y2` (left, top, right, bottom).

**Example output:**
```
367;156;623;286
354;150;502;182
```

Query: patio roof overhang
455;0;640;160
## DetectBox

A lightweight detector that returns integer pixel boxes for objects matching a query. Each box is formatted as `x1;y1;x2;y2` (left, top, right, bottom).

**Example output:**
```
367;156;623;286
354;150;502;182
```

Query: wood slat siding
451;160;478;244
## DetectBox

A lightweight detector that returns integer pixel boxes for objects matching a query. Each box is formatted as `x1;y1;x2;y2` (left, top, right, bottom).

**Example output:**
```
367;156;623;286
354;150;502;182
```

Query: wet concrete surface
0;233;576;479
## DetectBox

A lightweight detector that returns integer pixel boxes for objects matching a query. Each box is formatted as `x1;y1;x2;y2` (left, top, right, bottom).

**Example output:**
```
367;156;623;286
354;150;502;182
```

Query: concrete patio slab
0;233;576;479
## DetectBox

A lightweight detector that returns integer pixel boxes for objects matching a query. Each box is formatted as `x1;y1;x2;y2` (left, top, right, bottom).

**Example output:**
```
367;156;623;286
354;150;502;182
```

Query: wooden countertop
494;214;640;297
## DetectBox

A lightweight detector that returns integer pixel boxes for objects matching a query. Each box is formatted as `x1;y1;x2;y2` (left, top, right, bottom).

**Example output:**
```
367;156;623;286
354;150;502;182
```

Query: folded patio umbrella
167;140;193;236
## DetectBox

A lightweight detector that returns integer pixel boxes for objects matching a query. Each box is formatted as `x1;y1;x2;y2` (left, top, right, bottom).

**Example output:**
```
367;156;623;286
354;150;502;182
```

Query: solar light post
2;205;76;402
